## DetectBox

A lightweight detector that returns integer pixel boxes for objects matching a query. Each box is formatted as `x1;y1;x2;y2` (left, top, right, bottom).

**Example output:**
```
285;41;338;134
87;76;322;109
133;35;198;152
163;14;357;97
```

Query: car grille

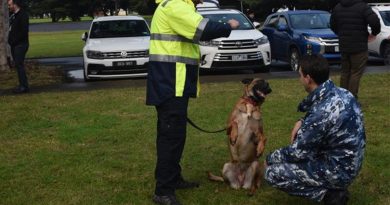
218;39;257;50
320;37;339;54
213;51;263;61
100;50;148;59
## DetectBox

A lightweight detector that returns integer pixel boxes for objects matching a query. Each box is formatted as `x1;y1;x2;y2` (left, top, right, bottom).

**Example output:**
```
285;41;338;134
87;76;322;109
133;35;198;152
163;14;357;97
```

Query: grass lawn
0;73;389;204
29;16;93;24
28;30;87;58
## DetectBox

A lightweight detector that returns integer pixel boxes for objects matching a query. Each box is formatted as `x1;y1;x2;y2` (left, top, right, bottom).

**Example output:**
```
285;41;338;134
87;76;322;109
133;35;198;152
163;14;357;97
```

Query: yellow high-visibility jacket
146;0;209;105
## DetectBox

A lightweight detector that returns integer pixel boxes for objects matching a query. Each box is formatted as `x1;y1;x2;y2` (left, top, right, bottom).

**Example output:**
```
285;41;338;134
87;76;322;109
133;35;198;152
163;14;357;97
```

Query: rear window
90;20;150;38
289;13;330;29
201;13;254;30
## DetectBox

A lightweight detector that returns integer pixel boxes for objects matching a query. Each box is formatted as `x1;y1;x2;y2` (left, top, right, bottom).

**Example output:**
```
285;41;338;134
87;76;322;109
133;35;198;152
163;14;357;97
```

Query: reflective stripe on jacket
146;0;208;105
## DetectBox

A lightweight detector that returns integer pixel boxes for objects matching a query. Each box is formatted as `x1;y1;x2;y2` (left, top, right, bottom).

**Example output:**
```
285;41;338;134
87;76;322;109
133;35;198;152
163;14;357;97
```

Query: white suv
82;16;150;81
197;8;271;72
368;3;390;65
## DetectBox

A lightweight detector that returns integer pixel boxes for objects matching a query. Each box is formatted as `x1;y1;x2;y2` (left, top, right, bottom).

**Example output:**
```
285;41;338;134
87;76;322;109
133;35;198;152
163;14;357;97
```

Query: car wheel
383;44;390;66
83;69;92;82
289;48;300;71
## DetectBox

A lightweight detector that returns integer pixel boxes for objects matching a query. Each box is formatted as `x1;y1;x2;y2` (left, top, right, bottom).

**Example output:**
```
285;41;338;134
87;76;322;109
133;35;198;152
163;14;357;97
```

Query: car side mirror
277;24;288;31
82;32;88;41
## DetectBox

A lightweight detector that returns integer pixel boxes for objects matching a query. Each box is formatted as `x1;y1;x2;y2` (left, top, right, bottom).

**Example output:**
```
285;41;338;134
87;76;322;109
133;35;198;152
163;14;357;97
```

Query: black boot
174;178;199;189
323;189;349;205
152;195;182;205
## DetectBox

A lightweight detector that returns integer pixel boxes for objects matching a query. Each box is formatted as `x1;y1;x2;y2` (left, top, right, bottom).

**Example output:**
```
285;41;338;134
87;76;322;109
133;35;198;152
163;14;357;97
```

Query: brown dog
208;78;272;195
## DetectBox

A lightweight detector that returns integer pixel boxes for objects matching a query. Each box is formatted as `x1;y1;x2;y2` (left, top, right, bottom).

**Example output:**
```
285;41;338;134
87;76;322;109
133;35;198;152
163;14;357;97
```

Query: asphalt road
30;21;92;32
24;56;386;94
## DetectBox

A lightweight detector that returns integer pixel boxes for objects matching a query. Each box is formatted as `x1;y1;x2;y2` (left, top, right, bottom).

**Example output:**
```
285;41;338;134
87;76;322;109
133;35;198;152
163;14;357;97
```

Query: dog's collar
242;97;258;106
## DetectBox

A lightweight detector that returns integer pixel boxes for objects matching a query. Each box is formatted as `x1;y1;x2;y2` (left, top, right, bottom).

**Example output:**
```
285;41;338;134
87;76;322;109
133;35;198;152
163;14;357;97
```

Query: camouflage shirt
266;80;366;186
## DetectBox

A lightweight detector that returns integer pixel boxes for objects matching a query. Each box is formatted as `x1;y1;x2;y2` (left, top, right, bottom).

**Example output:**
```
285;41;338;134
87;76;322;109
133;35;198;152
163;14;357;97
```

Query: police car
81;15;150;81
197;1;271;72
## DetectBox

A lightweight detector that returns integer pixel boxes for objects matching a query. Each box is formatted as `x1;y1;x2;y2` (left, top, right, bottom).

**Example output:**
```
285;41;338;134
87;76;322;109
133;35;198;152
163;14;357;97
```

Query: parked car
368;3;390;65
197;6;271;72
82;16;150;81
261;10;340;71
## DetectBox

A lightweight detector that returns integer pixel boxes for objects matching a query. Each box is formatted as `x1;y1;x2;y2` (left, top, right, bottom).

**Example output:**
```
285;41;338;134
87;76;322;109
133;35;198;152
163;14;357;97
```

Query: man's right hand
228;19;239;29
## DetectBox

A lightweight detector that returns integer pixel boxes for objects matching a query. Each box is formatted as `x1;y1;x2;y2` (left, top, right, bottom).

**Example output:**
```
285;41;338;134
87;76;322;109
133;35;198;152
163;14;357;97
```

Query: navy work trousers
154;97;189;196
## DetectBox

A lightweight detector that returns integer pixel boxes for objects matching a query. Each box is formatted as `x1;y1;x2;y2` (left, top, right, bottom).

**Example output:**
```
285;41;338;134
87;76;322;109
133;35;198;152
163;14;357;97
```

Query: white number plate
232;54;247;61
335;46;339;52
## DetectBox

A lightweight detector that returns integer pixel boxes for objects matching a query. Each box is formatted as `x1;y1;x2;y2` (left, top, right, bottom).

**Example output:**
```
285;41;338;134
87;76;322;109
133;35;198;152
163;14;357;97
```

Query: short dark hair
12;0;27;8
298;54;329;85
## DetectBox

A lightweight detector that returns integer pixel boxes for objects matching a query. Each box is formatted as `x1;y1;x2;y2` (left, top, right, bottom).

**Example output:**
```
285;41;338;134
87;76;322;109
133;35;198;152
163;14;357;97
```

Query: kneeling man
264;54;365;205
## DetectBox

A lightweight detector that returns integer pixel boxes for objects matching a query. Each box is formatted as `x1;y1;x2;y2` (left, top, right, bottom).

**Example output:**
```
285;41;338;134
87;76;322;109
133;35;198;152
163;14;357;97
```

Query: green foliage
0;73;389;204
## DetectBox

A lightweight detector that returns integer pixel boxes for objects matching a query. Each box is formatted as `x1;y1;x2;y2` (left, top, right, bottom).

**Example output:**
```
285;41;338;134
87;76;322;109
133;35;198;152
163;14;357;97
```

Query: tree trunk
0;0;10;71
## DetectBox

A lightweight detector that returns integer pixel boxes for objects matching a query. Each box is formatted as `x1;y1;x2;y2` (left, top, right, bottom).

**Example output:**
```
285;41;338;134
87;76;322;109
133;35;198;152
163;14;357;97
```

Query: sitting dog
208;78;272;195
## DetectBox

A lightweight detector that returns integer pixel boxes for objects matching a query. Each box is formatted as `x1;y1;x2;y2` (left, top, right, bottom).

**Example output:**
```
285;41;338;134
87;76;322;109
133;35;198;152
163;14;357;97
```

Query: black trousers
340;51;368;98
154;97;189;196
11;43;29;89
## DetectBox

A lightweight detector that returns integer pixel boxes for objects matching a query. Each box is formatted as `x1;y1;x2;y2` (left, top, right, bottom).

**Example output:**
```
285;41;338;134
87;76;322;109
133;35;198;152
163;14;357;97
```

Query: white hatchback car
368;3;390;65
197;8;271;72
82;16;150;81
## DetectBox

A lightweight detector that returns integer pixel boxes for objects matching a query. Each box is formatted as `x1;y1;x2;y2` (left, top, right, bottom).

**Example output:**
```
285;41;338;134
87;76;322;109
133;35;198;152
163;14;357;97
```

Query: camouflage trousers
264;162;341;202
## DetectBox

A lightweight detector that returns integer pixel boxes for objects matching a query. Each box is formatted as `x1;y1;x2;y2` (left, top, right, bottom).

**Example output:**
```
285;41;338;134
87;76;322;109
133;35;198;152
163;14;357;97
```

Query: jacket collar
298;79;334;112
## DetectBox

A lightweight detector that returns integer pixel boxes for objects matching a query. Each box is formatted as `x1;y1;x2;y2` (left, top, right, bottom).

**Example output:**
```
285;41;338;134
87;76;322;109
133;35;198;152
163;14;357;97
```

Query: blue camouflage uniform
264;80;366;202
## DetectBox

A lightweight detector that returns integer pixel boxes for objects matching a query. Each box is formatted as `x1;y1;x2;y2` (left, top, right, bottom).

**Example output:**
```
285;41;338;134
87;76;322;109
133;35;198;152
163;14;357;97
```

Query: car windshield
90;20;150;38
201;13;254;30
289;13;330;29
379;11;390;26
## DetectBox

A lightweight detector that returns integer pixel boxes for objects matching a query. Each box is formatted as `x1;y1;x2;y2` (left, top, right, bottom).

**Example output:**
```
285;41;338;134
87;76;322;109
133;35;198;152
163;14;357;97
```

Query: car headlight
304;36;321;44
255;36;269;45
86;50;104;59
199;40;220;47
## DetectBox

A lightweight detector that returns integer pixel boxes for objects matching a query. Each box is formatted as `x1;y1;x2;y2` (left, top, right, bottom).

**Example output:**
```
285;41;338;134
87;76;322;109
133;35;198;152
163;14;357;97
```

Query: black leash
186;117;226;133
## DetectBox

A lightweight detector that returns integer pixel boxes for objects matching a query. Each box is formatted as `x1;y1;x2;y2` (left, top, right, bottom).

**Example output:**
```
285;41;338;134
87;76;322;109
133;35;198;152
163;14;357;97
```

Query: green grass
29;16;93;24
0;73;389;204
28;30;87;58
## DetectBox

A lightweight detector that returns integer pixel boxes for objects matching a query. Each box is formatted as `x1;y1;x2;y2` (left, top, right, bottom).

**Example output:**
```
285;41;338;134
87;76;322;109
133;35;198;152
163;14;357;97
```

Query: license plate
114;61;135;67
335;46;339;52
232;54;247;61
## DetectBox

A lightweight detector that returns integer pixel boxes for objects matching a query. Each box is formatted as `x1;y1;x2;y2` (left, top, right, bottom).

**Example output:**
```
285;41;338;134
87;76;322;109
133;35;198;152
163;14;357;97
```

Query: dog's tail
207;171;224;182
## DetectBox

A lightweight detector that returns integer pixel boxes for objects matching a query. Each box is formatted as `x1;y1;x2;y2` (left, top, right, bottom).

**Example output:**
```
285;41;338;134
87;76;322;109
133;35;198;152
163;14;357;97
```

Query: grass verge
28;30;87;58
0;61;64;90
0;73;389;204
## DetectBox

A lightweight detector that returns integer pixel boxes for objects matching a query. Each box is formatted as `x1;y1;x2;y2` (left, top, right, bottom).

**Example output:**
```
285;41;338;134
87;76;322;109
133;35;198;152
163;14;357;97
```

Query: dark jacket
330;0;380;54
8;9;29;47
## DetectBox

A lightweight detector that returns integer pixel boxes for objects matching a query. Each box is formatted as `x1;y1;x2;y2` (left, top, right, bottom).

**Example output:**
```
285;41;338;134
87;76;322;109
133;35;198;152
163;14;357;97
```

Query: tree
0;0;9;71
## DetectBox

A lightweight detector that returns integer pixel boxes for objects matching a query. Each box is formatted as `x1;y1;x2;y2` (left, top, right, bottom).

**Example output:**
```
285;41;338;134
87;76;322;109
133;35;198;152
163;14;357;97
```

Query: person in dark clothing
147;0;239;204
246;9;256;23
330;0;380;98
8;0;29;94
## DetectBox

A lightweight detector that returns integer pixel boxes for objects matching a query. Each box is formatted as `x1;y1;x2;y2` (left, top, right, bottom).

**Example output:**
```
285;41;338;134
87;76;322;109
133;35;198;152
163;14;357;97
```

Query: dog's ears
241;78;253;85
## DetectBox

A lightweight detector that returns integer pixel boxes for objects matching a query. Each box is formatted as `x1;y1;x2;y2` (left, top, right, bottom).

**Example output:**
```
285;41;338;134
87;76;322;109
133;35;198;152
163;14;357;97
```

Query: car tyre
83;69;93;82
289;48;300;71
383;44;390;66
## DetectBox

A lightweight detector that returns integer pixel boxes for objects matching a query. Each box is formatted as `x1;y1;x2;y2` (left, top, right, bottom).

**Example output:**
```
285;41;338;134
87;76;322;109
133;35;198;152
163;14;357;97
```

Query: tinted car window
278;16;288;26
380;11;390;26
266;16;279;28
289;13;330;29
202;13;254;30
90;20;150;38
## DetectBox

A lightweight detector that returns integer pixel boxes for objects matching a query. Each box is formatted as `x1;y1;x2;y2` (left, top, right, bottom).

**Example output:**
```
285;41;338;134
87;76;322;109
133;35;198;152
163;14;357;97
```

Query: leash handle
186;117;226;133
